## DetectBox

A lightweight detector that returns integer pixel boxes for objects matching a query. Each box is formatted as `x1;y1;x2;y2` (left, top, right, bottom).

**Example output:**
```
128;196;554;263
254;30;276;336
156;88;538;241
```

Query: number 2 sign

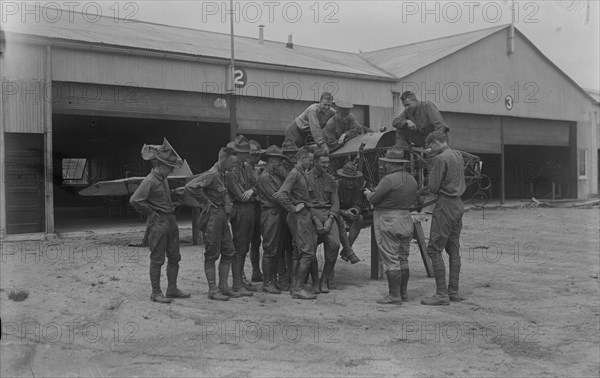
234;68;247;88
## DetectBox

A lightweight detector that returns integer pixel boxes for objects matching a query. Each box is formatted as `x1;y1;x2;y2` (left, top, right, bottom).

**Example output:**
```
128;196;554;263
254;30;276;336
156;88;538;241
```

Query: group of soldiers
129;90;466;306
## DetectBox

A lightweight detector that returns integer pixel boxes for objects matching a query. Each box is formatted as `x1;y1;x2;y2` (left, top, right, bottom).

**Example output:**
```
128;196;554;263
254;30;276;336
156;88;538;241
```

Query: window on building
578;149;588;179
62;158;89;185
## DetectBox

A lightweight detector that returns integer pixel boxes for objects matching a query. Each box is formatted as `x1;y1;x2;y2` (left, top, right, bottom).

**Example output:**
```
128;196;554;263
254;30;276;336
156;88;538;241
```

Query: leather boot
448;264;463;302
250;244;263;282
310;258;320;294
232;253;254;296
166;262;191;298
400;268;410;301
319;262;336;294
290;258;299;295
292;260;317;300
421;253;450;306
206;260;229;301
149;262;171;303
345;248;361;264
218;257;240;299
377;270;402;305
262;256;281;294
275;253;290;291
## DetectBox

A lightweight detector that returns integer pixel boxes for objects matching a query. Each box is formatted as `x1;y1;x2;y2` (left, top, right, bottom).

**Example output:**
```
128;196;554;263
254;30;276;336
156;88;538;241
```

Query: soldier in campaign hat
130;138;191;304
225;135;258;296
364;146;418;305
248;140;264;284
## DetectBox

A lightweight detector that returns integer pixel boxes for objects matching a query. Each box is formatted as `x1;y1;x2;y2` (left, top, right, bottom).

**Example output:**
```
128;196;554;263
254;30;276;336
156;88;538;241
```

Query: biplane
329;130;491;279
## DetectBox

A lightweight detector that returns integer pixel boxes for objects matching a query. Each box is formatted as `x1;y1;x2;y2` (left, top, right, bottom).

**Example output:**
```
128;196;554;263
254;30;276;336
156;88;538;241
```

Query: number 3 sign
505;95;514;110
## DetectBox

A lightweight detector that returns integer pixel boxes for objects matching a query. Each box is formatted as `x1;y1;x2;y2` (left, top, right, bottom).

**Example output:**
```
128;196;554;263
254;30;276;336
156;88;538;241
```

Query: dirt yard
1;206;599;377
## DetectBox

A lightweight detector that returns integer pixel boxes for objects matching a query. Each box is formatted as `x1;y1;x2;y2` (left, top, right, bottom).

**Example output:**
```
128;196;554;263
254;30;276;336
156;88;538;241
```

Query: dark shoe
377;295;402;305
223;290;243;298
319;262;335;294
346;249;361;264
165;288;191;299
449;294;464;302
262;283;281;294
275;280;290;292
242;278;257;292
150;293;173;304
232;287;254;297
291;289;317;300
339;248;349;262
421;294;450;306
208;292;230;301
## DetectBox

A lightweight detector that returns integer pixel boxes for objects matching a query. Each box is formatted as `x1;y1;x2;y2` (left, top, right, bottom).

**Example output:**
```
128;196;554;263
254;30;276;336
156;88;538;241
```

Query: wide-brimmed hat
281;138;299;153
337;162;363;178
379;146;409;163
227;135;251;153
141;138;183;168
334;101;354;110
249;140;264;155
262;145;287;160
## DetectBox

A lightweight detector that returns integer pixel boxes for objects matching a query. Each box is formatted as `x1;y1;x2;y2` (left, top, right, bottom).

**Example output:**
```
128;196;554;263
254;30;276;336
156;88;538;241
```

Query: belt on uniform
311;205;331;209
375;207;411;211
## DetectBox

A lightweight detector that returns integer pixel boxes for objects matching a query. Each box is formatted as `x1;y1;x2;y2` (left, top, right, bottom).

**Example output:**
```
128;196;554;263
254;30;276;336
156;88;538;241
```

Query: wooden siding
2;43;46;133
394;31;589;122
51;48;393;107
52;82;230;123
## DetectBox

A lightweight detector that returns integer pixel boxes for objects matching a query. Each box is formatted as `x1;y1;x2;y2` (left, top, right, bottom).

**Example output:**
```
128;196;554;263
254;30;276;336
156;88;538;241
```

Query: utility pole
227;0;237;141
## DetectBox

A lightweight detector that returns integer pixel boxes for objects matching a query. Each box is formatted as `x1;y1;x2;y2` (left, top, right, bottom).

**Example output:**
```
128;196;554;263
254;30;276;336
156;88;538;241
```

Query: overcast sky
18;1;600;91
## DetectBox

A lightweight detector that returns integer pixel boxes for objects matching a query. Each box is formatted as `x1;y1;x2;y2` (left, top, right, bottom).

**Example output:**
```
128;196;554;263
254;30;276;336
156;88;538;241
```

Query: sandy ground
1;207;599;377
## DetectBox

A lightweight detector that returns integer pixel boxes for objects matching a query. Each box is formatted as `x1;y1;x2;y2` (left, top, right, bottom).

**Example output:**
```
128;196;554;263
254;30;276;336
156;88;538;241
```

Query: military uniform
365;147;417;305
256;148;287;294
226;158;258;295
307;167;341;293
422;146;466;305
284;103;335;149
185;162;237;300
130;138;190;303
392;100;449;149
277;163;318;299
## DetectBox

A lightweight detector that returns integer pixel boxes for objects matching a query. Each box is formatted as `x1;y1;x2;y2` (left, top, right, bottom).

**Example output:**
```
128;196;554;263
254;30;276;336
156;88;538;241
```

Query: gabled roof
359;25;508;78
1;7;392;79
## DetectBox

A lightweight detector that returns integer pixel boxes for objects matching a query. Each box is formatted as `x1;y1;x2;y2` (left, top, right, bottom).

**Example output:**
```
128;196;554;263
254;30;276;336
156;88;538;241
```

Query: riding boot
232;253;253;296
377;270;403;305
251;244;263;282
400;268;410;301
149;262;172;303
276;253;291;291
310;258;320;294
319;261;336;294
421;253;450;306
166;262;191;298
262;256;281;294
292;260;317;300
290;258;299;295
218;257;240;299
205;260;229;301
448;264;462;302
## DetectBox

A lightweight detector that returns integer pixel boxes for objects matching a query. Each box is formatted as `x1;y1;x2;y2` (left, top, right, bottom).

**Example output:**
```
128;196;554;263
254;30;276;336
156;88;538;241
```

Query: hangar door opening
52;114;229;232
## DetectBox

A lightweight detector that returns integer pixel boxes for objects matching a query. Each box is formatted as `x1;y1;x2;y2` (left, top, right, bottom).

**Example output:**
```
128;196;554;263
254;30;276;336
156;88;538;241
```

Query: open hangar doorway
51;114;229;232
